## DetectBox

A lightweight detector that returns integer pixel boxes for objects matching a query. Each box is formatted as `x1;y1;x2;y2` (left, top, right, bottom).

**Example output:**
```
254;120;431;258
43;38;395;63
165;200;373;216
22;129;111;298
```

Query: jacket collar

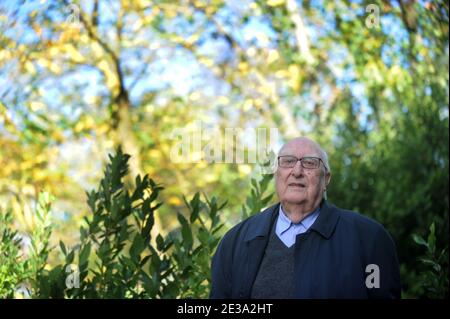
310;200;340;239
244;203;279;242
243;200;339;242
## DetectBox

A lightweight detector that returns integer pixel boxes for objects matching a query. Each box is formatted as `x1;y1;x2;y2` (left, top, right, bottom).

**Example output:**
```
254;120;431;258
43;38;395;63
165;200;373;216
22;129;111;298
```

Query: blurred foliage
0;209;26;298
0;191;53;298
1;148;269;298
412;223;448;298
0;0;448;298
241;173;274;220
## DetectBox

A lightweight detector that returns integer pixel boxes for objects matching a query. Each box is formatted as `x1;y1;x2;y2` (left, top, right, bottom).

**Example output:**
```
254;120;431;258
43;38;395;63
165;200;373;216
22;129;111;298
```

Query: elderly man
210;137;400;299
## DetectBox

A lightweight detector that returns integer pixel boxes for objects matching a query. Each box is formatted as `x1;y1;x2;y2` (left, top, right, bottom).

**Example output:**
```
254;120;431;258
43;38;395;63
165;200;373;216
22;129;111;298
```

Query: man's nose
291;161;304;176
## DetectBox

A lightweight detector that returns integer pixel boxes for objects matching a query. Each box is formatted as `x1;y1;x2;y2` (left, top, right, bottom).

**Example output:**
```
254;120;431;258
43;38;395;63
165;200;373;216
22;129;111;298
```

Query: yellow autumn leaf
167;196;182;206
189;92;201;101
238;164;252;175
148;149;161;159
98;59;118;90
196;160;208;169
96;123;110;134
24;61;36;74
199;57;214;67
242;99;253;111
74;121;84;133
91;42;104;59
48;46;60;57
37;58;61;74
254;98;263;107
33;170;46;181
65;44;85;63
49;62;61;74
238;62;249;73
288;64;301;91
165;6;178;19
30;101;45;112
0;49;12;63
217;96;229;105
274;70;288;78
186;33;200;45
267;49;279;64
193;0;207;9
267;0;285;7
51;130;64;143
249;2;259;10
20;160;33;170
84;116;95;129
204;172;217;183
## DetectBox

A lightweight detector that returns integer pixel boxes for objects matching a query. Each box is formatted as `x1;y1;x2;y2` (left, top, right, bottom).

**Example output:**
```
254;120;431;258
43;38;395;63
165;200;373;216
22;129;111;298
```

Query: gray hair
319;148;331;173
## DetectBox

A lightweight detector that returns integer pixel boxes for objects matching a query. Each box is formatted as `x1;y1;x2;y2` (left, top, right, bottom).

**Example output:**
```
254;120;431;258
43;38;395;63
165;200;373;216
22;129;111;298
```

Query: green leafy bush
412;222;449;298
169;193;226;298
0;192;53;298
33;148;230;298
241;173;274;220
0;209;26;298
1;148;276;298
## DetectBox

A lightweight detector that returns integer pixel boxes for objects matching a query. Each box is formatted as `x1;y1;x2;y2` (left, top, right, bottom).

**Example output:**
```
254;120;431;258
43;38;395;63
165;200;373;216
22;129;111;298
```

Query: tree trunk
114;91;142;189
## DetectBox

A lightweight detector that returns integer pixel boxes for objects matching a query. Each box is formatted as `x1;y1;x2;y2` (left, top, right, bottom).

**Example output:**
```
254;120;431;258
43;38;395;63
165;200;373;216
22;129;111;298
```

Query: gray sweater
250;222;296;299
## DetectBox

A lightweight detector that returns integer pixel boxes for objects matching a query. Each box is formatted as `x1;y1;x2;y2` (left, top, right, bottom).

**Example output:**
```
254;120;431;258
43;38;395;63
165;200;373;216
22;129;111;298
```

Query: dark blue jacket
210;200;401;299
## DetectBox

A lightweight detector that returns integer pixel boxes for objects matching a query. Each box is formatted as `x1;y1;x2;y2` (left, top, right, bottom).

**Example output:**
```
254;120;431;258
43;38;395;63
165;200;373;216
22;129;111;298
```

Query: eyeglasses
278;156;325;170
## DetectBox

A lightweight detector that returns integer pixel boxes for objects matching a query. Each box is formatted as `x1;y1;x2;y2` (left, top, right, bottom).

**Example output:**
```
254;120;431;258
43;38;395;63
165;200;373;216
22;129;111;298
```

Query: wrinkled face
275;139;331;210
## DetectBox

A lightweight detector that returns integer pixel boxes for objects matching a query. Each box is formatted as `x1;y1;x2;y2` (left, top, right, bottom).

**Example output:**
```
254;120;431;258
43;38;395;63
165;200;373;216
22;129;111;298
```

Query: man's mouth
288;183;306;188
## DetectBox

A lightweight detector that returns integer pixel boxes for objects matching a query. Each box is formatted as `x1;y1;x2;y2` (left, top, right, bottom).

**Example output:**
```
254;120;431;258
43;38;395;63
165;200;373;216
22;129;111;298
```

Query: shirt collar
278;204;321;233
277;205;292;234
244;200;339;242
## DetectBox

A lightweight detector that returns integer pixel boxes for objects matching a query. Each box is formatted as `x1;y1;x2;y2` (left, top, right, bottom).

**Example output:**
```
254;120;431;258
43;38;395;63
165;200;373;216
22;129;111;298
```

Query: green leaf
97;239;110;263
189;193;201;223
86;190;98;213
261;194;274;206
177;212;193;249
59;240;67;256
427;223;436;254
130;233;145;262
142;210;155;243
79;243;91;267
66;249;75;264
156;234;165;252
412;234;428;248
251;178;258;192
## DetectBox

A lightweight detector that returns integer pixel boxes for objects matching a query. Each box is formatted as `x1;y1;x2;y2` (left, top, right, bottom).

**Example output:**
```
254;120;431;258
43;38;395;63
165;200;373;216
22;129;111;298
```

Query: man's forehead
279;139;322;156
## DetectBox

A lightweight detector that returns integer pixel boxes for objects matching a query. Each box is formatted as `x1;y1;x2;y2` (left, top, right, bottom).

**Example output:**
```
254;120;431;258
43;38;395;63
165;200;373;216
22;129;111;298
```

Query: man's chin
282;196;307;205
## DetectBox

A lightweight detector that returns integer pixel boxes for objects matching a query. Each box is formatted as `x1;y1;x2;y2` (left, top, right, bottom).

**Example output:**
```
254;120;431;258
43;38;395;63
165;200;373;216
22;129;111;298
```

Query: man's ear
325;171;331;186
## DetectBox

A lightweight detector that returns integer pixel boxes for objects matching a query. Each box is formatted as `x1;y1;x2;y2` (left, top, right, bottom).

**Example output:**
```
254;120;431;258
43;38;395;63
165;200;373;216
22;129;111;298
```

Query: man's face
275;140;331;211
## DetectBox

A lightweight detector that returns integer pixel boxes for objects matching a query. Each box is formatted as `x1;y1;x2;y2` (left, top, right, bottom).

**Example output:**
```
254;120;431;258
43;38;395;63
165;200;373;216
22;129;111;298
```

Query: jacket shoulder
331;204;395;245
335;205;385;231
220;204;276;246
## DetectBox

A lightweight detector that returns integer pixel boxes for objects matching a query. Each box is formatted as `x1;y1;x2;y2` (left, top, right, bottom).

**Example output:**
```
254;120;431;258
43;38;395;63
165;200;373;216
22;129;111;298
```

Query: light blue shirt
276;205;320;248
